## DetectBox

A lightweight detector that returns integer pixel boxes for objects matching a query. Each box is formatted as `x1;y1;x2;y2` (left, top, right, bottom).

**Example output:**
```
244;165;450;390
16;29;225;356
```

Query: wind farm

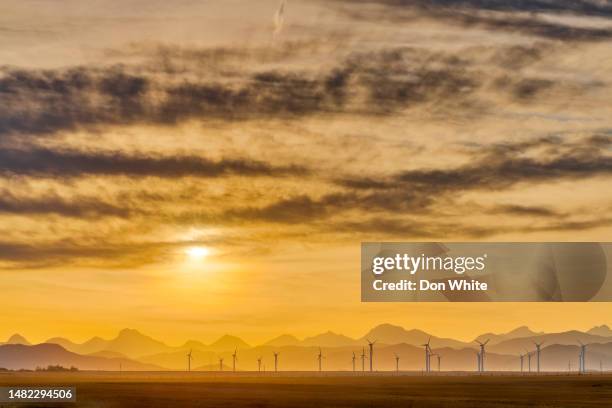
1;324;610;374
2;325;612;407
2;0;612;406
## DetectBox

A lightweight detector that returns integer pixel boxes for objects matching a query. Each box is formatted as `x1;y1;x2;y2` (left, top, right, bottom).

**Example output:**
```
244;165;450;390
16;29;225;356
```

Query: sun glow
185;246;210;261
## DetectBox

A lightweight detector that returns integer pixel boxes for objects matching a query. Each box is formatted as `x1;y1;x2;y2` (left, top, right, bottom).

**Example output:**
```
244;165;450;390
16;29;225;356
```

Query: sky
0;0;611;346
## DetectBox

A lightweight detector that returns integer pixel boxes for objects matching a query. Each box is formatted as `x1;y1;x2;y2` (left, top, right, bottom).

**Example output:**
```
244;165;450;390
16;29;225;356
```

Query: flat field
1;372;611;407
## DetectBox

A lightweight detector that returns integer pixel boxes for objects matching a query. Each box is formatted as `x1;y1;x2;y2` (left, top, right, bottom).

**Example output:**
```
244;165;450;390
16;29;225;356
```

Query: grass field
1;372;612;407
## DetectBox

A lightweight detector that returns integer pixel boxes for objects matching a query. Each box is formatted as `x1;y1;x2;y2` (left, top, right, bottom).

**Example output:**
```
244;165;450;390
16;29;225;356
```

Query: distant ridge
208;335;251;352
588;325;612;337
474;326;542;345
301;331;356;347
0;323;606;371
361;324;468;349
25;323;612;370
46;328;169;357
0;343;161;371
264;334;300;347
4;334;30;345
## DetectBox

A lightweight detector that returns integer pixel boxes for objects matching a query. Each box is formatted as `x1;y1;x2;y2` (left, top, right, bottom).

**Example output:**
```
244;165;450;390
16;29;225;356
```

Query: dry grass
1;372;612;407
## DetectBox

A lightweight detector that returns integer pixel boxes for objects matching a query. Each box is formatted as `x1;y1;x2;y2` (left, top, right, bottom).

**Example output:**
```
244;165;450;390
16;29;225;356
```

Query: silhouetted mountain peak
506;326;538;337
0;343;160;371
5;334;30;345
117;328;146;339
265;334;301;347
209;335;250;351
362;324;425;342
302;331;356;347
181;340;207;350
588;325;612;337
475;326;541;345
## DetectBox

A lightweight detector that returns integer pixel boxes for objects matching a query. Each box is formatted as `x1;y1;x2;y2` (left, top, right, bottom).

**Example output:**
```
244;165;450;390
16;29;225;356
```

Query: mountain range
3;324;612;372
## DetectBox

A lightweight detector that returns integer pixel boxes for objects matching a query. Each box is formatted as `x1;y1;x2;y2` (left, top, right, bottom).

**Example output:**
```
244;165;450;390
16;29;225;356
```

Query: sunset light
185;246;210;261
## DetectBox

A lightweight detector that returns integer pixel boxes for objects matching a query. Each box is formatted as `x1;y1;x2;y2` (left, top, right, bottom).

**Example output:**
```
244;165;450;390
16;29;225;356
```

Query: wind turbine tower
422;338;431;373
274;352;279;372
534;342;544;373
367;339;376;372
352;352;356;372
317;348;324;372
257;357;262;373
360;348;367;372
519;354;524;373
219;357;224;371
435;354;441;372
476;339;490;373
394;353;400;373
526;351;532;373
476;352;481;372
578;341;587;374
186;349;193;372
232;349;238;372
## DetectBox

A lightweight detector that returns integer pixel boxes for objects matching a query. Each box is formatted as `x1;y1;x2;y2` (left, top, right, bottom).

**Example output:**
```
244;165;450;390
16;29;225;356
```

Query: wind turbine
367;339;376;372
421;338;431;373
519;354;524;373
317;348;324;372
232;349;238;372
394;353;400;373
360;348;367;372
476;351;481;372
475;339;490;372
186;349;193;372
434;354;441;372
219;357;224;371
533;341;544;373
525;350;532;373
273;352;280;372
257;357;262;373
578;341;587;374
352;352;356;372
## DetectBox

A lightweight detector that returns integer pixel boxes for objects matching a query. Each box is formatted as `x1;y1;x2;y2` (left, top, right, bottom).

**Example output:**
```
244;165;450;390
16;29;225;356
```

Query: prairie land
2;372;612;407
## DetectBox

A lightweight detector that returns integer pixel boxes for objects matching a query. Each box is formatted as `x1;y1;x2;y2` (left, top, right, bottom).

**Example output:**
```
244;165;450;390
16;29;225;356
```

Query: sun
185;246;209;261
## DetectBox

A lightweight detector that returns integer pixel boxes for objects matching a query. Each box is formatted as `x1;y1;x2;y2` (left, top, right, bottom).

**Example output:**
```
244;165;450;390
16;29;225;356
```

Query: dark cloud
233;135;611;225
526;217;612;233
390;135;612;192
226;189;433;224
494;76;557;101
0;147;306;179
347;49;477;112
0;191;130;218
453;11;612;41
361;0;612;16
0;241;122;265
331;217;501;238
490;45;547;70
336;1;612;41
0;240;166;269
0;48;480;139
489;204;560;218
227;195;331;223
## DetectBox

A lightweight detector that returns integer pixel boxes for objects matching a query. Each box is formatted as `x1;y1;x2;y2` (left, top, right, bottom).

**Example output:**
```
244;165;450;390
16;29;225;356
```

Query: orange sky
0;0;611;346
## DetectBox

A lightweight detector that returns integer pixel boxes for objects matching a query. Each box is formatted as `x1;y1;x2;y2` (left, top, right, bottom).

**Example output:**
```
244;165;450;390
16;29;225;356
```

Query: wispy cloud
0;147;306;179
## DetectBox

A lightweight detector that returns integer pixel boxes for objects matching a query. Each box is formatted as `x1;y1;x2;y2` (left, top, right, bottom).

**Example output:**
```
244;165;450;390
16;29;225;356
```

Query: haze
0;0;611;345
